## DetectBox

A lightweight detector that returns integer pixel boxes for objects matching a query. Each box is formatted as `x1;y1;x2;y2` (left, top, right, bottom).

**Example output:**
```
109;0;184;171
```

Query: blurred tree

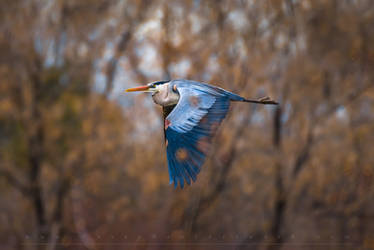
1;0;374;250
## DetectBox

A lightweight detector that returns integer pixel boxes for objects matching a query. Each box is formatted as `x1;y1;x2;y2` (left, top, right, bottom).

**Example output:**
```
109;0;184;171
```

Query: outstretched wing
164;80;232;188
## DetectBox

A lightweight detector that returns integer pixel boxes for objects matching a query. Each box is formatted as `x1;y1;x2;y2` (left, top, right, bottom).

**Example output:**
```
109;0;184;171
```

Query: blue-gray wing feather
164;80;234;188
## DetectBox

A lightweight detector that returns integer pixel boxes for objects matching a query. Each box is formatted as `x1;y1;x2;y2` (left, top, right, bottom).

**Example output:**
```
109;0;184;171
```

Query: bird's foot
258;96;278;105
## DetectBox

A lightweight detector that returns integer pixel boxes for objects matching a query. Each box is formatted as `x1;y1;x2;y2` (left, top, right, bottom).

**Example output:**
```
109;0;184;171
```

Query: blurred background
1;0;374;249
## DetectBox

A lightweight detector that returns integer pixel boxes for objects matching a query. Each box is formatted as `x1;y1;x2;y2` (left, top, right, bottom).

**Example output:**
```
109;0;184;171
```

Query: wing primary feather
170;154;179;188
166;149;176;185
178;160;190;187
171;153;185;189
182;163;192;185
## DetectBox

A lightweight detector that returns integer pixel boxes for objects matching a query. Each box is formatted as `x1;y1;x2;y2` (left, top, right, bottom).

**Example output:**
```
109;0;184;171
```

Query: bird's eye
172;84;177;92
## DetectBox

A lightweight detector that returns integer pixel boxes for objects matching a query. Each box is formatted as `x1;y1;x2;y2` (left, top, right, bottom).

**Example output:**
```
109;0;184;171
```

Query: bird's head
125;80;179;107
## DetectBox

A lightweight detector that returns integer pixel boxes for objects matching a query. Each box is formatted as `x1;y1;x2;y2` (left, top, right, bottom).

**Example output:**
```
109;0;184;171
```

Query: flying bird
125;79;278;188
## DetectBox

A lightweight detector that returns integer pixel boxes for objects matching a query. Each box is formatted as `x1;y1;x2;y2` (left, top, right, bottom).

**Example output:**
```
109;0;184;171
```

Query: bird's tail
240;96;279;105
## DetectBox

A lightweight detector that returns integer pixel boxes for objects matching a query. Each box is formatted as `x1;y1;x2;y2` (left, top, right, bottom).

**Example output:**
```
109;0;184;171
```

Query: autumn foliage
1;0;374;250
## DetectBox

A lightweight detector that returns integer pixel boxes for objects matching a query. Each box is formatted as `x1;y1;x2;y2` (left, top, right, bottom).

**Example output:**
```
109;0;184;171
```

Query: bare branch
104;31;131;96
291;83;374;179
0;169;30;196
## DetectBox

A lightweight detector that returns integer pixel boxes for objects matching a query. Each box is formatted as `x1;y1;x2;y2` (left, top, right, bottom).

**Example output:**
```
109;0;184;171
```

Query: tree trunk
267;106;286;250
28;74;49;244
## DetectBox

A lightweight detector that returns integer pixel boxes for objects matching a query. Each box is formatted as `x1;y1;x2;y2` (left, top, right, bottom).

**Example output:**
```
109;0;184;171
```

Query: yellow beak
125;85;151;92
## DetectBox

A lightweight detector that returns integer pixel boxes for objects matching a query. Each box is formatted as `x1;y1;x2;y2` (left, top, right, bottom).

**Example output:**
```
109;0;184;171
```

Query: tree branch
291;83;374;179
104;31;131;96
0;169;30;196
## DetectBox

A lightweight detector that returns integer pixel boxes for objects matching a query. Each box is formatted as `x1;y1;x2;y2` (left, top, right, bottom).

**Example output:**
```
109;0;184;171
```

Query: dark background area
1;0;374;249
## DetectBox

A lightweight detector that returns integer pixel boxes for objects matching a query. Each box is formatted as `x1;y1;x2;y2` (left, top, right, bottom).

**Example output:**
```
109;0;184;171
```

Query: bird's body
126;79;278;188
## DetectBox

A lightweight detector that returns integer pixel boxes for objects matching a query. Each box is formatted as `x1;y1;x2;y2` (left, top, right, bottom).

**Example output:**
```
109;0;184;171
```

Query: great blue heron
126;79;278;188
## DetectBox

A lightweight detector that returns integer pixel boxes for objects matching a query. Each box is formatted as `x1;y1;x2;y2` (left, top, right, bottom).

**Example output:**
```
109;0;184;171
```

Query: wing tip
169;175;196;189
